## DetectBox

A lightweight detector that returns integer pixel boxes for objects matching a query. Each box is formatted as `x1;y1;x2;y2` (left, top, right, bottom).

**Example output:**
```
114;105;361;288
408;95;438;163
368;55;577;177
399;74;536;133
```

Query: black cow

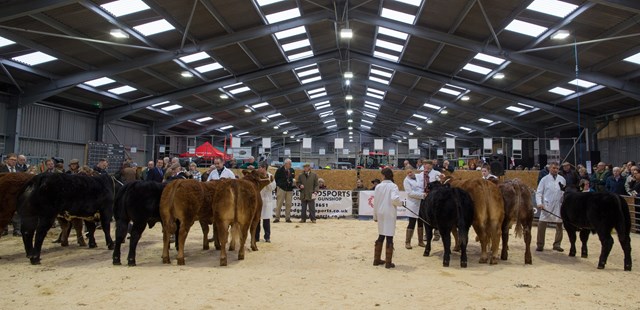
420;181;475;268
19;173;117;265
112;180;165;266
560;183;632;271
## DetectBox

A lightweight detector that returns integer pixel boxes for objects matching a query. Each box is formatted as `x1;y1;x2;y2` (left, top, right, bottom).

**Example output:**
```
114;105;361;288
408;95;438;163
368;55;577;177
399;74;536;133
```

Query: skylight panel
265;8;301;24
478;118;494;124
296;68;319;77
195;63;223;73
323;119;336;124
505;20;548;37
161;104;182;111
568;79;597;88
380;8;416;24
364;103;380;110
12;52;57;66
101;0;150;17
180;52;210;63
527;0;578;18
301;76;322;84
377;27;409;40
236;131;249;136
395;0;423;6
256;0;285;6
463;63;492;75
314;103;330;110
373;51;400;62
229;86;251;94
309;92;327;99
375;39;404;53
196;117;213;122
275;26;307;40
288;50;314;61
424;103;441;110
368;88;386;95
412;114;427;119
282;39;310;52
0;36;15;48
134;19;175;36
506;106;525;113
220;125;234;130
369;76;390;85
363;111;377;118
549;87;575;96
267;113;282;118
279;121;290;126
152;101;169;107
108;85;136;95
366;92;384;100
252;102;269;108
517;102;533;108
314;100;329;106
370;68;393;79
623;52;640;65
473;53;505;65
319;111;333;118
84;77;115;87
361;124;371;130
460;126;472;131
327;124;337;129
308;87;325;94
362;119;374;124
438;84;465;96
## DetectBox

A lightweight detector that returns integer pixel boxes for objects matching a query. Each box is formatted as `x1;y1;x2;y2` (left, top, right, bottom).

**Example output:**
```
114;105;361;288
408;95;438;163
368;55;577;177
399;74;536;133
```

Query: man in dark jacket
605;166;626;195
297;163;319;223
559;162;579;191
590;162;611;192
146;159;165;182
274;158;295;223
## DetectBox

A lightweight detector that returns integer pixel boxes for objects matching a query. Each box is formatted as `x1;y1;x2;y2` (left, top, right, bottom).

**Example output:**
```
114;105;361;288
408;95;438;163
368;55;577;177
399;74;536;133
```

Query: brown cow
450;178;505;264
211;170;270;266
498;179;534;264
0;173;34;237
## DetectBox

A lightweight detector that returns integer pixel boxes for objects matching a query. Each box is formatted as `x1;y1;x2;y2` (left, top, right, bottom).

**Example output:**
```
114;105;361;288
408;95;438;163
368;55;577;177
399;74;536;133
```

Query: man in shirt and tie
146;159;165;182
1;153;21;236
417;160;443;241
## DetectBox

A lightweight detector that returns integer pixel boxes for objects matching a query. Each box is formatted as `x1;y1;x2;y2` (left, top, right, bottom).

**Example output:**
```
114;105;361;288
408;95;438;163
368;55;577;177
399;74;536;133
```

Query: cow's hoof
220;258;227;266
581;251;588;258
89;243;97;249
525;258;532;265
479;257;488;264
624;265;631;271
500;253;508;260
251;245;258;251
30;257;41;265
107;243;115;250
423;251;430;257
597;263;605;269
569;251;576;257
460;261;467;268
77;240;86;247
162;257;170;264
61;241;69;247
203;245;209;251
113;258;121;265
127;261;136;267
490;258;498;265
238;254;245;260
177;258;185;265
443;260;449;267
228;246;235;252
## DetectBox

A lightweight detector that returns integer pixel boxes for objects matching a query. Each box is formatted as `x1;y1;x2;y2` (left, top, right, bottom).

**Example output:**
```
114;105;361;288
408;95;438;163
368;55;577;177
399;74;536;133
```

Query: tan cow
498;179;534;265
450;178;505;264
0;172;34;237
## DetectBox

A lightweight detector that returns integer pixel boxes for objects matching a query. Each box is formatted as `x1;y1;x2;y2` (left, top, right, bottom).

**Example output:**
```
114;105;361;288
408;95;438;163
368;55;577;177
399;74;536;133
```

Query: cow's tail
231;180;241;247
616;195;631;237
513;181;523;239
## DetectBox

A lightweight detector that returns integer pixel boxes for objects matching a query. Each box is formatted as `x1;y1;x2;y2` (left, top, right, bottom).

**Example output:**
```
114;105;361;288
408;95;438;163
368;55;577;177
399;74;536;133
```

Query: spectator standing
93;158;108;175
370;178;381;190
481;165;498;181
43;159;55;173
535;162;566;252
625;166;638;195
206;157;236;181
0;153;17;173
66;159;81;174
142;161;154;180
146;159;165;182
559;162;580;191
578;166;589;181
274;158;295;223
297;163;319;223
16;154;29;172
372;168;402;269
240;156;258;169
0;153;21;236
537;164;550;183
605;167;626;195
188;163;201;181
256;162;276;242
579;179;594;192
590;162;611;192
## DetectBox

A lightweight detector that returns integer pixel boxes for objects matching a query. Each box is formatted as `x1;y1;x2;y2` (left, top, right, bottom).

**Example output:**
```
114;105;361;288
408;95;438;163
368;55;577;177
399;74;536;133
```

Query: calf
112;181;165;266
498;179;535;264
19;173;116;264
560;187;632;271
421;181;474;268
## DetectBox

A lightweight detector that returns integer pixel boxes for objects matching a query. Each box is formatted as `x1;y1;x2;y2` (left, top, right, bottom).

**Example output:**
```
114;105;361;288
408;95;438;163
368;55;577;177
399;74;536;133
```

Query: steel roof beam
0;0;77;22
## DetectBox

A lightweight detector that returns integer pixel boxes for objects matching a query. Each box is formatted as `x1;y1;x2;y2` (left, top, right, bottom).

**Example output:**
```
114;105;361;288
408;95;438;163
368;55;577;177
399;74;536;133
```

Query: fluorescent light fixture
290;135;295;139
345;80;351;85
518;102;534;108
196;117;213;122
461;96;470;101
438;87;462;96
623;52;640;65
365;101;380;108
265;8;301;24
460;126;472;131
161;104;182;111
527;0;578;18
244;108;252;113
412;114;427;119
301;76;322;84
195;63;223;73
229;86;251;95
375;39;404;52
101;0;149;17
237;131;249;136
345;94;353;100
396;0;423;6
220;125;234;130
463;63;492;75
506;106;525;113
568;79;597;88
367;92;383;100
493;72;505;79
108;85;136;94
362;111;377;118
0;36;15;48
368;87;386;95
346;109;353;115
109;29;129;39
364;104;380;111
261;118;268;123
296;68;319;77
505;20;548;37
473;53;505;65
369;76;390;85
267;113;282;118
373;51;399;62
381;8;416;24
275;26;306;40
377;27;408;40
398;139;403;142
181;71;193;78
134;19;175;36
344;71;354;79
551;30;571;40
427;120;433;124
440;110;448;114
252;102;269;108
220;94;229;99
349;139;353;142
478;118;494;123
12;52;57;66
279;121;290;126
349;131;353;135
319;111;333;118
308;87;325;94
549;87;575;96
282;39;310;52
288;50;314;61
152;101;169;107
424;103;441;110
327;124;337;129
256;0;284;6
445;133;456;137
273;125;279;129
340;28;353;39
347;119;353;123
180;52;210;63
84;77;115;87
416;127;422;130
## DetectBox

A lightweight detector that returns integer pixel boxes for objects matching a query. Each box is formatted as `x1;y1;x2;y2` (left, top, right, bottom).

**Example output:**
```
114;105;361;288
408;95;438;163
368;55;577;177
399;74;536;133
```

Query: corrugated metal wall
104;120;149;165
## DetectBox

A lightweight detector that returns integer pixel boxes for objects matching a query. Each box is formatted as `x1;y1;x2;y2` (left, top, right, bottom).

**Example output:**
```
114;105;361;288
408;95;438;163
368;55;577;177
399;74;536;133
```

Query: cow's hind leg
113;219;128;265
127;221;147;266
459;227;469;268
616;228;632;271
452;226;460;252
489;224;502;265
200;220;210;250
596;230;614;270
523;225;532;264
20;214;37;259
238;222;250;260
161;221;174;264
30;216;53;265
100;216;114;250
216;220;230;266
72;219;85;246
59;218;71;247
423;224;433;257
565;225;578;257
441;227;452;267
500;224;510;261
176;221;192;266
85;221;98;248
579;229;590;258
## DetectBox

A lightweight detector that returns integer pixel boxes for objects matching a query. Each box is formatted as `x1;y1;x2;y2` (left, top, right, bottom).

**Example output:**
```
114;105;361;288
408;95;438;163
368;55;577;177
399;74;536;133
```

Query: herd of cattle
0;170;633;271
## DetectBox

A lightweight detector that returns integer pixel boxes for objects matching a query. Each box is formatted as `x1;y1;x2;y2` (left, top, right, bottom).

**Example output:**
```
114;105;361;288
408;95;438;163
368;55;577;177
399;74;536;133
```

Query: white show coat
260;173;276;220
373;180;402;236
536;173;566;223
415;169;442;191
207;167;236;181
403;176;423;218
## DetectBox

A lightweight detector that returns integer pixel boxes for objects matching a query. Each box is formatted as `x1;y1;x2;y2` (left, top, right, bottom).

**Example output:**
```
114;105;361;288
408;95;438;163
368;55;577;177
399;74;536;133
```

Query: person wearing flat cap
559;161;579;191
297;163;319;223
370;178;381;190
66;159;81;174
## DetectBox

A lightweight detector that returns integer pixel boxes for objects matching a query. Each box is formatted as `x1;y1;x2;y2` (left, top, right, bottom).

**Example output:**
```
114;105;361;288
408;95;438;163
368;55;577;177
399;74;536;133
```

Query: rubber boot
385;243;395;269
417;226;425;247
405;229;414;249
433;229;441;241
373;241;385;266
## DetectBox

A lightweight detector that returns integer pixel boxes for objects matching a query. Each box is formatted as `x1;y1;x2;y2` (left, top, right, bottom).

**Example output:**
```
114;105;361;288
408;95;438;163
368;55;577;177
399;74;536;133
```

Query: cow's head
427;180;447;191
242;169;272;190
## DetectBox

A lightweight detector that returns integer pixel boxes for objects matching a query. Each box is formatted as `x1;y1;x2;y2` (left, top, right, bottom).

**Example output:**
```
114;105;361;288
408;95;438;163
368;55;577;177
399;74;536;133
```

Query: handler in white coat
373;168;402;269
403;170;426;249
535;162;566;252
256;161;276;243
